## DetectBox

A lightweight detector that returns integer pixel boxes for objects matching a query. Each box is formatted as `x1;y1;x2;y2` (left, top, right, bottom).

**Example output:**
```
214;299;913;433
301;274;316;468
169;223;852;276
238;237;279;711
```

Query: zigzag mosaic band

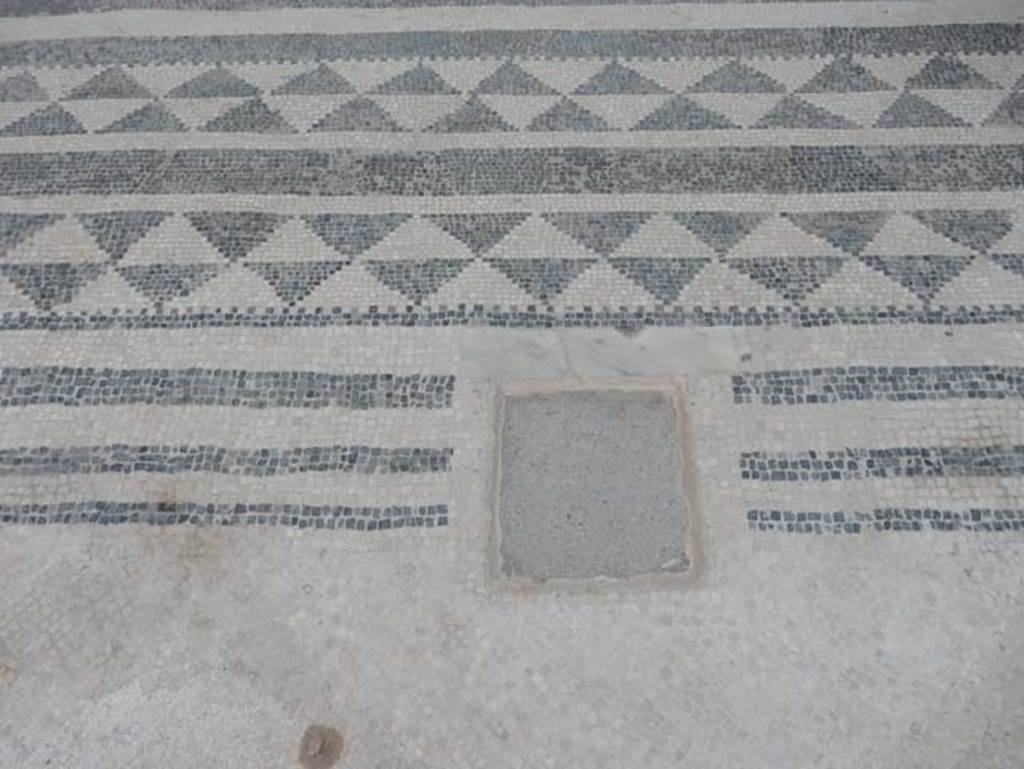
0;367;454;409
0;500;450;529
1;207;1021;319
748;508;1024;534
0;443;454;476
1;25;1021;65
2;54;1020;137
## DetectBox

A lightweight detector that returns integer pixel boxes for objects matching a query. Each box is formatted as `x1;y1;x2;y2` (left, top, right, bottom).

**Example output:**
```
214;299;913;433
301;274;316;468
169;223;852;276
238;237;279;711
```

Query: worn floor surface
1;0;1023;766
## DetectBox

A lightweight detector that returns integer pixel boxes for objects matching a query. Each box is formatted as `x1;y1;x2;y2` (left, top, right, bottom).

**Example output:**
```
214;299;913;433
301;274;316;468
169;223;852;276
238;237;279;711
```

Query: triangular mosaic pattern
202;98;296;133
427;96;514;133
754;95;857;129
725;256;848;303
366;259;471;303
673;212;767;256
117;263;224;305
186;212;291;261
609;257;710;304
1;207;1021;312
0;263;108;310
527;97;610;131
783;211;889;256
633;95;735;130
912;210;1014;254
488;258;596;302
797;57;896;93
874;92;968;128
0;102;86;136
311;97;404;132
304;214;411;258
0;212;63;257
985;92;1024;127
168;67;259;98
273;64;356;96
0;72;48;102
859;254;975;302
573;61;670;95
688;60;786;93
245;261;346;304
98;101;187;133
64;66;153;100
542;212;652;256
906;56;997;90
372;64;458;95
425;213;530;257
78;211;172;262
475;61;558;95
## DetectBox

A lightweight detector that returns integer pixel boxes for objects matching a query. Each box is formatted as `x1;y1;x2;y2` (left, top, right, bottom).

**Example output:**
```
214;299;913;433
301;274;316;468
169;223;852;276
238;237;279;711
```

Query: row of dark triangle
1;209;1022;308
4;251;1023;310
2;57;1021;135
4;90;1021;136
1;55;1011;101
4;208;1018;259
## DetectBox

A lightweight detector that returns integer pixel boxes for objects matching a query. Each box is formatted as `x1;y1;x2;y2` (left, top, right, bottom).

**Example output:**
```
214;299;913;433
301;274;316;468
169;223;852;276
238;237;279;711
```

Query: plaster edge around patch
487;376;703;595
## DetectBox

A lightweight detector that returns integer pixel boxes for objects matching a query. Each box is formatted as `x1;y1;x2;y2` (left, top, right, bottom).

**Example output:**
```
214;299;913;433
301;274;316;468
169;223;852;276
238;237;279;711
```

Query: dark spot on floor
299;724;344;768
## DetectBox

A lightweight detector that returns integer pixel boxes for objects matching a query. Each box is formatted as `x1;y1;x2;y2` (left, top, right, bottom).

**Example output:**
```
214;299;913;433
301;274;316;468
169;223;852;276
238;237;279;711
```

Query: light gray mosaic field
0;0;1022;766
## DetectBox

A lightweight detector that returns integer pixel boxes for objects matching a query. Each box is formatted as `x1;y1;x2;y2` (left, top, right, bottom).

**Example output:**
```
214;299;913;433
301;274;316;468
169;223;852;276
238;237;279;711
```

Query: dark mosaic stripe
4;304;1024;332
0;444;453;476
1;146;1022;197
0;0;896;17
0;500;449;530
732;366;1024;406
741;445;1024;482
0;367;454;409
0;25;1018;65
748;508;1024;534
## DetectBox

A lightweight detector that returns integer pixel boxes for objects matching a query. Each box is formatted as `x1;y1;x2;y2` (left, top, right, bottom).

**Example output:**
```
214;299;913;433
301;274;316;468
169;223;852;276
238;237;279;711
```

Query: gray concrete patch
495;383;692;584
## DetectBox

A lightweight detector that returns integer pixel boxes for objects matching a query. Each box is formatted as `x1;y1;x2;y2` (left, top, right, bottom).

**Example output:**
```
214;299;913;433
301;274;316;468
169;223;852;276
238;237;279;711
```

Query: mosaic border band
732;366;1024;405
0;0;903;16
4;304;1024;332
0;500;449;530
0;25;1020;65
0;443;454;476
0;367;454;409
1;146;1022;196
749;508;1024;534
740;445;1024;482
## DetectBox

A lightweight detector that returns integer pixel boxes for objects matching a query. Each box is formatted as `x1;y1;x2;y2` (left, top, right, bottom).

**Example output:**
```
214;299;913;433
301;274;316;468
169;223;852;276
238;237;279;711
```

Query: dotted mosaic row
748;508;1024;534
0;501;450;530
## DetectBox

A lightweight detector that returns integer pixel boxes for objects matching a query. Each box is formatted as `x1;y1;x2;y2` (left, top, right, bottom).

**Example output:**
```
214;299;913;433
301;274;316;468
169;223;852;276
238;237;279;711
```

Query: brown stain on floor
298;724;344;769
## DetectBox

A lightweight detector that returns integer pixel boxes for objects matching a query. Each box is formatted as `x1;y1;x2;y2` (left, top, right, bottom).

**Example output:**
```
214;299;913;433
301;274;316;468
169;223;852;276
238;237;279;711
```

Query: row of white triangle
0;90;1016;133
3;211;1024;311
5;53;1024;99
2;252;1022;314
8;211;1024;264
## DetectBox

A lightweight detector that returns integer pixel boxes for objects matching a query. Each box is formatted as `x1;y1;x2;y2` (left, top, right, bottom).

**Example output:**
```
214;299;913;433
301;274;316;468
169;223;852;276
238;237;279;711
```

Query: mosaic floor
1;0;1022;766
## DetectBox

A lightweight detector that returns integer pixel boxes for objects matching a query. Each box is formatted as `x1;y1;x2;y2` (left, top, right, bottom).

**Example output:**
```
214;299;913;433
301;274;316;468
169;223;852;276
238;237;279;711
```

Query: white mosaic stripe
0;472;452;507
3;1;999;41
750;400;1024;446
0;327;458;371
0;128;1019;151
0;192;1022;213
0;405;455;449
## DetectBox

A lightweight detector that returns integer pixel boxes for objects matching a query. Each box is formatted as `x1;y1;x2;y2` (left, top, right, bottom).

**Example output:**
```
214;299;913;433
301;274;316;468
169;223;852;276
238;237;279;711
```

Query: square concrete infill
496;385;693;584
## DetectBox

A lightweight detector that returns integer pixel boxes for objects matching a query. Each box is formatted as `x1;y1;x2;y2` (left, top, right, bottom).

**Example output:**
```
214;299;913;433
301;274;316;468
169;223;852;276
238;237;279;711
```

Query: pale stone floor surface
1;0;1023;766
